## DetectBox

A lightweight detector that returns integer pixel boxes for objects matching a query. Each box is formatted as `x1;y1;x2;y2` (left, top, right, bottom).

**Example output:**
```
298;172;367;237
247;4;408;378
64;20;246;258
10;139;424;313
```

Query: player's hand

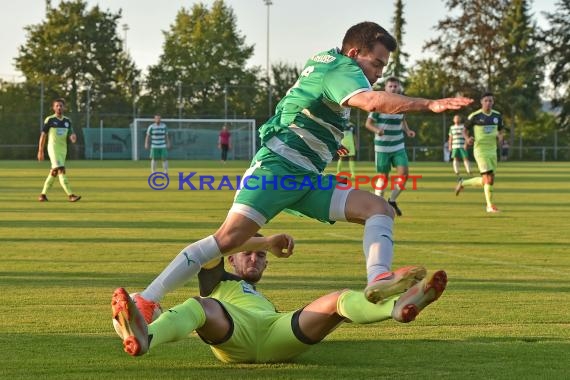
376;127;385;136
467;137;474;146
69;134;77;144
336;145;349;156
407;130;416;138
267;234;294;258
37;151;44;161
428;97;473;113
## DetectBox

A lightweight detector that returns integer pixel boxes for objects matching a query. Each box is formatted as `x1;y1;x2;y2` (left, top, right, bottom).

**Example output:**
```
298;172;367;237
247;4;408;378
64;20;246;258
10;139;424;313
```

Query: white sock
453;160;459;175
389;184;402;202
141;235;221;302
363;214;394;283
151;159;157;173
374;177;385;197
464;160;471;174
163;160;169;174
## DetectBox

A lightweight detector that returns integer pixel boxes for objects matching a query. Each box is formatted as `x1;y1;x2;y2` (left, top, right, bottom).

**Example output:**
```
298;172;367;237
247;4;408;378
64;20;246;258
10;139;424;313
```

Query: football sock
148;298;206;349
363;214;394;283
41;173;56;194
163;160;169;174
463;176;483;186
453;160;460;175
151;159;157;173
484;184;493;206
58;174;73;195
348;159;356;177
389;183;402;202
337;290;396;323
336;158;343;173
464;160;471;174
374;176;385;197
141;235;222;302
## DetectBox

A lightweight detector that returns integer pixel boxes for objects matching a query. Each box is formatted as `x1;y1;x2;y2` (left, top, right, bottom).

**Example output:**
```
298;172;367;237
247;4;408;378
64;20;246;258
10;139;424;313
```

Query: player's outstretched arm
346;91;473;115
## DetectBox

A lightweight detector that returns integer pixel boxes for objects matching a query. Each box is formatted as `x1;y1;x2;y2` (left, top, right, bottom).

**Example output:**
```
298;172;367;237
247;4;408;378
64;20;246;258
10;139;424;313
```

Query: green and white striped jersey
146;123;168;149
448;124;466;149
368;112;405;153
257;48;371;173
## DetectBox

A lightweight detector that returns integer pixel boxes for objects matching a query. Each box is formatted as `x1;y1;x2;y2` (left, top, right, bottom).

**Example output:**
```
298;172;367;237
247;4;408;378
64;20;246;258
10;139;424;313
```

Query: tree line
0;0;568;159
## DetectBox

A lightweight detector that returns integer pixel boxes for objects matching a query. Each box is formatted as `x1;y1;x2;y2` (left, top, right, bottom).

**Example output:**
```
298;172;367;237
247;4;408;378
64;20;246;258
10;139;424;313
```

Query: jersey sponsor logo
310;54;336;64
241;282;261;296
484;126;495;133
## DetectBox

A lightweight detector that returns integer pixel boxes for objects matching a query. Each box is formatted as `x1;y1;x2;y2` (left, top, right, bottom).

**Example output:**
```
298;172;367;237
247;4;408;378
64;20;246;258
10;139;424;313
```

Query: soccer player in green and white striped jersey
365;77;415;216
145;114;170;174
37;98;81;202
448;114;472;176
124;22;472;320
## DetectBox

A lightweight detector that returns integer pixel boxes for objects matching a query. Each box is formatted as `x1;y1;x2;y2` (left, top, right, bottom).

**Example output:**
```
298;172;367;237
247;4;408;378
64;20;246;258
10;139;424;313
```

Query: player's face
154;115;161;124
384;80;400;94
481;96;494;112
453;115;461;124
53;101;64;115
354;42;390;85
229;250;267;283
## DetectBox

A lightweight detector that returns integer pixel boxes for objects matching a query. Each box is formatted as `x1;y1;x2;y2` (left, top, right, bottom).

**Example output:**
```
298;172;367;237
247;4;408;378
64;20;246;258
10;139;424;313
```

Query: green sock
337;290;396;324
148;298;206;349
484;184;493;206
58;174;73;195
462;176;483;187
41;174;56;194
337;159;342;173
348;159;356;177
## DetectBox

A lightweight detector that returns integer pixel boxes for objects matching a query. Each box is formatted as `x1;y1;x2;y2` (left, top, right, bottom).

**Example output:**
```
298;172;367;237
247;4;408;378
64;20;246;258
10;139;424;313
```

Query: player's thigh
233;166;310;223
392;149;409;169
47;147;66;169
375;152;392;173
257;311;311;362
206;302;259;363
288;174;348;223
458;148;469;160
474;151;497;174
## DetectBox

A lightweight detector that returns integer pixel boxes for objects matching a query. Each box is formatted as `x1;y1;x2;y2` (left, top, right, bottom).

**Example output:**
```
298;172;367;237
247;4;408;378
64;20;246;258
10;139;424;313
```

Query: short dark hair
53;98;65;105
341;22;397;55
385;76;400;84
481;92;494;99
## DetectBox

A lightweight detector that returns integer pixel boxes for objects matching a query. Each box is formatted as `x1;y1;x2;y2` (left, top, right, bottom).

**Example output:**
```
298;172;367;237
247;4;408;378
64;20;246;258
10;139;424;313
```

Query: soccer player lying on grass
112;234;447;362
124;21;470;325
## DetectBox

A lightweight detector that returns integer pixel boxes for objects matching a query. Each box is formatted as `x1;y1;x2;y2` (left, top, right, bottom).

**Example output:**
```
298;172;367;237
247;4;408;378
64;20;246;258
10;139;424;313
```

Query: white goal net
132;118;256;161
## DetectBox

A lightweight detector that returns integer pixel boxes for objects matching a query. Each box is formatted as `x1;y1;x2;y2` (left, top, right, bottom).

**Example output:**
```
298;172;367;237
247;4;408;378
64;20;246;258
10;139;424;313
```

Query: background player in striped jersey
121;22;471;323
145;114;170;174
455;92;503;213
112;234;447;360
365;77;415;216
37;98;81;202
447;114;472;177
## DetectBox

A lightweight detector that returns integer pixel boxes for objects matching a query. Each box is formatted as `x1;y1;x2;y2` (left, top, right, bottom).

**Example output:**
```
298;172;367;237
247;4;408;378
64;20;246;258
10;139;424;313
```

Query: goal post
132;118;257;161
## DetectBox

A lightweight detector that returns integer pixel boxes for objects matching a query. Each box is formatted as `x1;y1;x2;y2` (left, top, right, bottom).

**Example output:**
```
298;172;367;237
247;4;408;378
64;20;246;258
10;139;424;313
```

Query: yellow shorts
207;301;311;363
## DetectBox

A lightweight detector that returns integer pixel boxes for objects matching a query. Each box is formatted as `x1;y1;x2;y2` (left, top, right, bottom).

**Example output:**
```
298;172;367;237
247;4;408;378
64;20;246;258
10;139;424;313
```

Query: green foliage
498;0;544;143
541;0;570;130
15;0;140;126
140;0;261;119
424;0;510;96
385;0;409;83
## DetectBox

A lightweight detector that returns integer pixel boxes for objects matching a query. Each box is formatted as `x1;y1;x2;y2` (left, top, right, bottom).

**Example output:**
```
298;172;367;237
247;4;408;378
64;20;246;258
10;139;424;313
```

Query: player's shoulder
468;109;482;119
491;109;502;116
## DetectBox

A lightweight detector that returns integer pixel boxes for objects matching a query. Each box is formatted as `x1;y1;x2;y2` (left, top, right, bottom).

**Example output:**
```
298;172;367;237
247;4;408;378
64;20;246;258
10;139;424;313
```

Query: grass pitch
1;160;569;379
